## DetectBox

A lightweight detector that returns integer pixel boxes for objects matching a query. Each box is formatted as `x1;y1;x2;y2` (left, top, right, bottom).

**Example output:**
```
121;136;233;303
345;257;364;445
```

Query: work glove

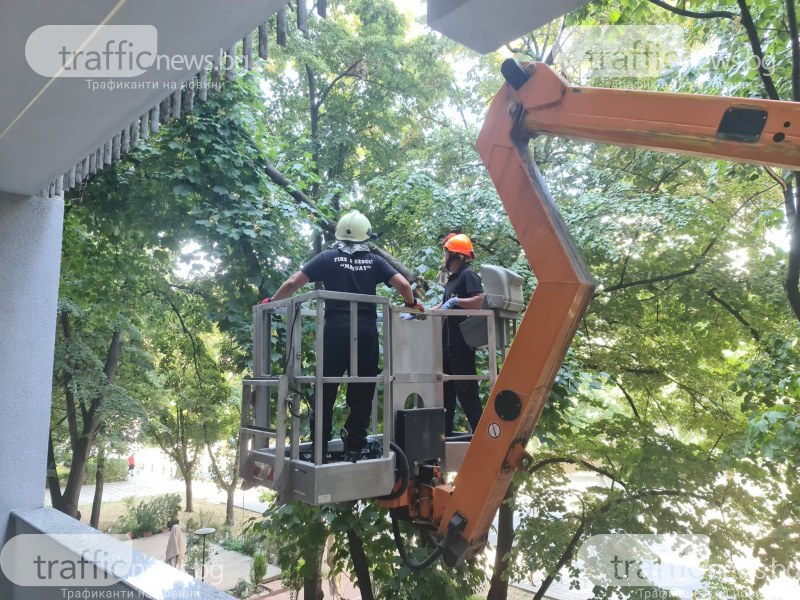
400;300;425;320
260;297;271;304
404;300;425;312
440;297;460;310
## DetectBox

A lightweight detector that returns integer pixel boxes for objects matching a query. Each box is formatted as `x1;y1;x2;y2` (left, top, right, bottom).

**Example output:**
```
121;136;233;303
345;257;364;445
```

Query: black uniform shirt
441;265;484;346
301;248;398;322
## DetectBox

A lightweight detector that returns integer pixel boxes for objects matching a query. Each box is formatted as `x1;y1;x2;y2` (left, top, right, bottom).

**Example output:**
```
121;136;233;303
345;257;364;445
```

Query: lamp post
194;527;216;582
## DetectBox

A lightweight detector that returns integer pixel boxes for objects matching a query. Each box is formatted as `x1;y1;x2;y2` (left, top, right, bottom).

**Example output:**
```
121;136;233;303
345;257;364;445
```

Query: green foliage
262;499;484;599
220;524;278;559
251;553;268;586
108;494;182;536
229;578;251;599
734;336;800;411
147;493;182;528
54;457;129;486
58;0;800;596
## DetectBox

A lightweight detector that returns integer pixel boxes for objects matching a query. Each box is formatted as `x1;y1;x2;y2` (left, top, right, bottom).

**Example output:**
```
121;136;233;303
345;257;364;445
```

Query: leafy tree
474;2;800;597
263;500;485;600
142;290;233;512
48;203;155;518
205;392;242;526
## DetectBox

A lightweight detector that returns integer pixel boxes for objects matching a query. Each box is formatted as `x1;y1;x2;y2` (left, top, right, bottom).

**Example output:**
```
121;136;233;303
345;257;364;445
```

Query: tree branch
163;295;204;381
736;0;781;99
600;181;774;298
533;516;586;600
610;375;643;422
527;456;626;490
598;262;703;295
46;431;63;506
706;288;761;341
652;159;691;193
102;326;123;384
764;166;789;194
87;326;123;432
261;155;332;231
532;486;709;599
787;0;800;102
60;308;79;453
204;430;230;490
315;58;363;110
784;182;800;320
648;0;735;19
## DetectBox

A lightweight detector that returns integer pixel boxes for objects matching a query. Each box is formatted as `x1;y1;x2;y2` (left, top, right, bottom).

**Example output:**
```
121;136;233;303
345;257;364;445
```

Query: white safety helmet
335;211;373;242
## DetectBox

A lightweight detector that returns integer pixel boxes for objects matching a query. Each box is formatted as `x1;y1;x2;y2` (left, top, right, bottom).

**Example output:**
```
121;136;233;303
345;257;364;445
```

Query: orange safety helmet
443;233;475;260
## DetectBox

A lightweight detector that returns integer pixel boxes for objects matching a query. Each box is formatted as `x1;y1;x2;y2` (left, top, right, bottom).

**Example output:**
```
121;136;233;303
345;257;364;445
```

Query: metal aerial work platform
239;266;524;505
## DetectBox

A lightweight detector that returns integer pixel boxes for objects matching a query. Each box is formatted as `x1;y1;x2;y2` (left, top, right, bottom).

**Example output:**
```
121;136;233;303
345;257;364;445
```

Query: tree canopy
52;1;800;598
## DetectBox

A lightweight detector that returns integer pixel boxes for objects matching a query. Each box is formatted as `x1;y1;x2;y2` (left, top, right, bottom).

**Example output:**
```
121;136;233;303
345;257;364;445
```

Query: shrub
109;495;177;537
109;513;138;536
251;553;267;587
148;493;181;528
220;524;280;561
132;500;160;537
230;578;251;599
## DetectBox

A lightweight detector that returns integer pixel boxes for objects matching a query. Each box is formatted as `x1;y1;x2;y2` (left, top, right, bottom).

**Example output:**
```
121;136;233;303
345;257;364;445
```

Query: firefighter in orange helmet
434;233;485;436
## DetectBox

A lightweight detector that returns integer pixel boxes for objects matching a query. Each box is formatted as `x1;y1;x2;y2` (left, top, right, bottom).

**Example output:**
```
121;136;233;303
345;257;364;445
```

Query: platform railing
241;291;393;491
240;290;509;499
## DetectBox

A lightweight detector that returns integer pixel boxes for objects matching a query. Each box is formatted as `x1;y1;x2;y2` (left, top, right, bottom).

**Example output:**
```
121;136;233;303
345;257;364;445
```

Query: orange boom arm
425;61;800;565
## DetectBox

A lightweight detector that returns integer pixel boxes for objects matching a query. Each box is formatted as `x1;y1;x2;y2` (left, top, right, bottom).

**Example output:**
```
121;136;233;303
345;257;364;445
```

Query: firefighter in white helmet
266;211;422;462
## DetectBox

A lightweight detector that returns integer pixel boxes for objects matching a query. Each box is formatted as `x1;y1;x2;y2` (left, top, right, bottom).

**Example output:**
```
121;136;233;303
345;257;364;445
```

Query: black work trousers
443;340;483;436
311;319;379;454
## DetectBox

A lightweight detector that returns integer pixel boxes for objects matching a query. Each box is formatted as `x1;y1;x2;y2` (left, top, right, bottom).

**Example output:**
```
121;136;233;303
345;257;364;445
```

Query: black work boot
340;429;361;463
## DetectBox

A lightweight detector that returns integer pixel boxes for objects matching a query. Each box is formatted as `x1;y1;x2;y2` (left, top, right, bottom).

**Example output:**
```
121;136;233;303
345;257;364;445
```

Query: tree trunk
90;442;106;528
225;486;235;526
46;432;64;507
184;473;194;512
57;435;93;517
303;544;324;600
783;180;800;320
487;483;517;600
347;527;374;600
205;434;240;526
54;326;122;518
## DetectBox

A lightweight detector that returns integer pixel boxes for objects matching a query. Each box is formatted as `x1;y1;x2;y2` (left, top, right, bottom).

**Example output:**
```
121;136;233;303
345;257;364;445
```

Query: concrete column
0;193;64;576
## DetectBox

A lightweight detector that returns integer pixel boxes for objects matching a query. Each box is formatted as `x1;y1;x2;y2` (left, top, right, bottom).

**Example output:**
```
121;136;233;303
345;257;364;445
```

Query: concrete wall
0;193;64;593
9;509;234;600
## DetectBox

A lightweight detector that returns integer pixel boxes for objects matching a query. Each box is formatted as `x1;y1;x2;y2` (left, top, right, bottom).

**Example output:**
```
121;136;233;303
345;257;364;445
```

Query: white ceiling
0;0;586;196
0;0;287;196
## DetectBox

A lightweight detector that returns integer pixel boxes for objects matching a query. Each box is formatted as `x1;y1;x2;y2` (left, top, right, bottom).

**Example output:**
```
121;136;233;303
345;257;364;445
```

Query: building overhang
0;0;287;197
427;0;592;54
